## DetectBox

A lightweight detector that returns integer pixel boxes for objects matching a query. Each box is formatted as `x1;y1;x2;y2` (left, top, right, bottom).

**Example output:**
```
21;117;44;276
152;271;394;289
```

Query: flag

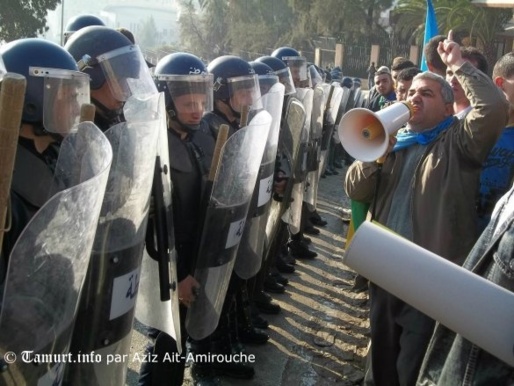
345;200;370;250
420;0;439;71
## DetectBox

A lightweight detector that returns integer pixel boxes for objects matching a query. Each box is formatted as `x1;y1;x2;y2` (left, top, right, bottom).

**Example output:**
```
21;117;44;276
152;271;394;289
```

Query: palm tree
394;0;511;70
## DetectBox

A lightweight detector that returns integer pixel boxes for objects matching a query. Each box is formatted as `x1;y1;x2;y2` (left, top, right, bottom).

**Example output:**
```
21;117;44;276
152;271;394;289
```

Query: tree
394;0;511;69
0;0;61;42
139;16;158;49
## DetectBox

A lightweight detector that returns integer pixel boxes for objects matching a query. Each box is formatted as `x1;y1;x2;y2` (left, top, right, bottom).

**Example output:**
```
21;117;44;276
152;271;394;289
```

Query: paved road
126;165;370;385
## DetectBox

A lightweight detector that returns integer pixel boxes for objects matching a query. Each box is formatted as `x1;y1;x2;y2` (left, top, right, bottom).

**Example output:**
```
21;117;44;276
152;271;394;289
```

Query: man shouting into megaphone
344;31;508;386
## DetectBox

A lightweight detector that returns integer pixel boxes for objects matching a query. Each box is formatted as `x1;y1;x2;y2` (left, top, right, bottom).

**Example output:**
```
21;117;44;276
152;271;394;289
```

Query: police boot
310;210;328;227
263;273;286;293
236;284;269;345
253;290;281;315
191;359;221;386
288;239;317;259
209;330;255;380
251;306;269;329
276;251;295;273
270;271;289;286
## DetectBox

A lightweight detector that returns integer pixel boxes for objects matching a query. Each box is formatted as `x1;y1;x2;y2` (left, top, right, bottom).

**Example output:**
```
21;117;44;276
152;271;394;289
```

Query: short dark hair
424;35;447;74
396;67;422;82
116;27;136;44
391;57;416;72
493;52;514;79
461;46;488;74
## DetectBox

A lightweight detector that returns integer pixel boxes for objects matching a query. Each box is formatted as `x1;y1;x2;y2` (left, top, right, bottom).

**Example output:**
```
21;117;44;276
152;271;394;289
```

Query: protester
345;32;508;385
476;52;514;233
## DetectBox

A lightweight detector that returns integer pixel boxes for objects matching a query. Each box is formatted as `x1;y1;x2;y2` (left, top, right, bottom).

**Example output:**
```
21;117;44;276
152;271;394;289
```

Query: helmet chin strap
225;99;241;119
167;109;200;136
92;97;124;126
32;122;65;142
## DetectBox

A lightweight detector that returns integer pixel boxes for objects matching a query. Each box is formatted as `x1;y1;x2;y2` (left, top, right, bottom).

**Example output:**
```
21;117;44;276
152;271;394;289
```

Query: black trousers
364;283;435;386
138;304;188;386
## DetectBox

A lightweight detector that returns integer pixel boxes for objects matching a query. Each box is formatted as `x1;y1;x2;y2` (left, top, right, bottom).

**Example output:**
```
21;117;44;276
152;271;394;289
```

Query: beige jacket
345;61;508;265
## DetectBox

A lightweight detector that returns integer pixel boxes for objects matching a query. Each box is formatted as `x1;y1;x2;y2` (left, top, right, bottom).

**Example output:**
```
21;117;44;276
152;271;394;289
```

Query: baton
0;73;26;251
240;105;250;128
80;103;96;123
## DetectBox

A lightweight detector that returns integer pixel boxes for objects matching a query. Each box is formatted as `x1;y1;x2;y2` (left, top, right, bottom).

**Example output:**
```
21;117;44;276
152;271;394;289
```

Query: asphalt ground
126;164;371;386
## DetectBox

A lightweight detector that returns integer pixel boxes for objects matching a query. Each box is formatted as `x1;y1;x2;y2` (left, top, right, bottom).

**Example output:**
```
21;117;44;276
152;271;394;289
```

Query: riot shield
0;123;112;385
234;83;284;279
135;95;181;350
286;88;312;234
265;97;305;253
304;84;327;207
65;94;163;385
186;110;272;340
319;83;344;175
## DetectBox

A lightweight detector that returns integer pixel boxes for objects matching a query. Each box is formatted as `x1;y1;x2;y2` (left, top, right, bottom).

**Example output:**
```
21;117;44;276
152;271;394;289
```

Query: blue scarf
393;116;456;152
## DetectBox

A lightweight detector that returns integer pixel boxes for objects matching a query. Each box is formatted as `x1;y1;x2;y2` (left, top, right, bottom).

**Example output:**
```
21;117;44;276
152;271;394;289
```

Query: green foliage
0;0;61;42
179;0;394;60
394;0;511;70
139;16;158;49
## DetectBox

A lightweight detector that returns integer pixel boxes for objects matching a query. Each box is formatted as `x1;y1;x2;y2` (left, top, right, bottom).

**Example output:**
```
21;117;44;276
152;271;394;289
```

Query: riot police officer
63;14;105;44
188;55;264;382
0;38;90;263
137;52;217;386
64;26;162;385
0;38;112;385
271;47;321;256
65;26;156;131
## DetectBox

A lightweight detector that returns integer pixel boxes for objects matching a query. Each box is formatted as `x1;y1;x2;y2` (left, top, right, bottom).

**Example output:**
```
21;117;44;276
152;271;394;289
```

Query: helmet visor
309;65;323;87
257;74;278;96
157;73;214;114
97;45;157;101
227;74;262;113
283;56;308;85
275;67;296;95
31;67;90;134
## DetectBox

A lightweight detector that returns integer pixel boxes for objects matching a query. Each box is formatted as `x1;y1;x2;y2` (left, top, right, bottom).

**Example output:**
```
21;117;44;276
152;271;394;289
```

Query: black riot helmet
248;61;278;95
64;14;105;44
154;52;213;133
271;46;308;87
0;38;90;134
65;26;156;97
341;76;353;89
207;55;262;114
255;56;295;95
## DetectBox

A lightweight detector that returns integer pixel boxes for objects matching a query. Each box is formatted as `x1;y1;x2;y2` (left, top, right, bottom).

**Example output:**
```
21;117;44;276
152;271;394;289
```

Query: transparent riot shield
285;88;312;234
304;84;327;206
186;110;272;340
0;123;112;385
135;95;181;350
234;83;284;279
65;94;162;386
265;97;305;252
337;87;352;123
319;84;344;175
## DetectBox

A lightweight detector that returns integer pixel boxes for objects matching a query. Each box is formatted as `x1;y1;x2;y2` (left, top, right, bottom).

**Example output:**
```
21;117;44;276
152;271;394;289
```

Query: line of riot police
0;15;357;386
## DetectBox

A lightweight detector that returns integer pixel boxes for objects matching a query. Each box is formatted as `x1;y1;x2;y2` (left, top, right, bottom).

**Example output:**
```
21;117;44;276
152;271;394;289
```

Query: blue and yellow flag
420;0;439;71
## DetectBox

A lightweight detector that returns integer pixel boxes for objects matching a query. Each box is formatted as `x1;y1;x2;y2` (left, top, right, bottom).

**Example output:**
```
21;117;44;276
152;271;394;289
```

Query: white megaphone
345;221;514;367
338;101;415;162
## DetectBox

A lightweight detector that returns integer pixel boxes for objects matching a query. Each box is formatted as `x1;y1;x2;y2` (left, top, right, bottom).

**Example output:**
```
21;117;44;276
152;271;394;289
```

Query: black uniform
139;120;214;386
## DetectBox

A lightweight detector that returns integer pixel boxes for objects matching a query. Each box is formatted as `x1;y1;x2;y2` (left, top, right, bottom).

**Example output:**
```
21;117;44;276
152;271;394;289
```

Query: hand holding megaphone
337;101;415;162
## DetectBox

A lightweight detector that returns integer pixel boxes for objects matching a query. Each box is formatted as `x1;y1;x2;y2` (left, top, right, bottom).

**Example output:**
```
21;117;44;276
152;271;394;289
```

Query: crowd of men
0;13;513;386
